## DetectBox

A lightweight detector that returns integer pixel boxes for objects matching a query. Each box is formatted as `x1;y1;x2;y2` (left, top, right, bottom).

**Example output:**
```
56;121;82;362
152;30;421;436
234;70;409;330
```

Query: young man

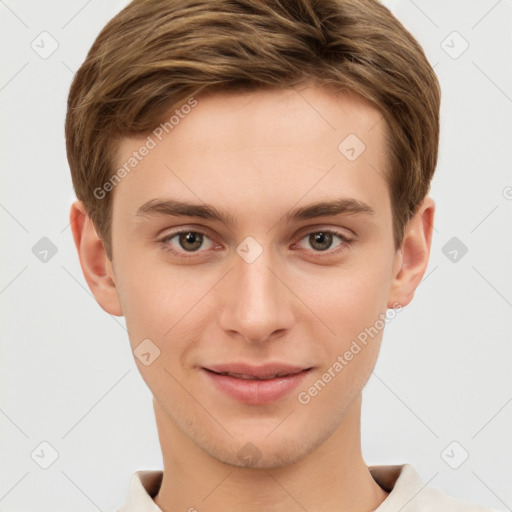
66;0;491;510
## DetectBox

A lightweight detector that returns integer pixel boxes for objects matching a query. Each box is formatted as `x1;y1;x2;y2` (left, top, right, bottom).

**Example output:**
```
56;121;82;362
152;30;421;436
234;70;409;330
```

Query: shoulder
408;484;494;511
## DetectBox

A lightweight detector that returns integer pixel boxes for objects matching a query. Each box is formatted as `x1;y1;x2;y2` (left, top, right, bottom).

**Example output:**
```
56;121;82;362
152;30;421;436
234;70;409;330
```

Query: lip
202;363;312;405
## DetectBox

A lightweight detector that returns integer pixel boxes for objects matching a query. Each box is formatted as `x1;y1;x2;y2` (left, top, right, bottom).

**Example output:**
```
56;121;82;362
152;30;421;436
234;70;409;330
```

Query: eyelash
158;228;354;260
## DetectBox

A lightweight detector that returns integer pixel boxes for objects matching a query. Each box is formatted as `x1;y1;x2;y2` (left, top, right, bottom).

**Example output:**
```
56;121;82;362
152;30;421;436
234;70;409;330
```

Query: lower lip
203;368;311;405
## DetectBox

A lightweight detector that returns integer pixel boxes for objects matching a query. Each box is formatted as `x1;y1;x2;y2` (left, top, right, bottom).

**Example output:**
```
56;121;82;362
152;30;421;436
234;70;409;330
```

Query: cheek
303;260;392;340
296;322;384;414
114;256;211;351
113;262;208;400
298;273;388;408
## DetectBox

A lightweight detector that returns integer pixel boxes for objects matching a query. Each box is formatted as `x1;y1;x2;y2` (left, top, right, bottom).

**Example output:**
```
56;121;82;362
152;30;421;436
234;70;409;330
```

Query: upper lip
204;363;311;379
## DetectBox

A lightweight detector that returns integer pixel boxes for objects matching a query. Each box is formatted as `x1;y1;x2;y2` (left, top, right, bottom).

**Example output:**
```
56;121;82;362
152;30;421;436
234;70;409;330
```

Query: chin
197;426;330;470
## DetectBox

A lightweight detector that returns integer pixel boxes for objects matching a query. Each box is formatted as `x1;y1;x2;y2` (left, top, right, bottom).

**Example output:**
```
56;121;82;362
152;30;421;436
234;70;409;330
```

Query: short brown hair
65;0;441;260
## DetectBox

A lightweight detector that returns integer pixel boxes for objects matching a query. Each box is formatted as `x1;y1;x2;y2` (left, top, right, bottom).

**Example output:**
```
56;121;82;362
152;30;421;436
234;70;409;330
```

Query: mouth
206;369;306;380
202;363;312;405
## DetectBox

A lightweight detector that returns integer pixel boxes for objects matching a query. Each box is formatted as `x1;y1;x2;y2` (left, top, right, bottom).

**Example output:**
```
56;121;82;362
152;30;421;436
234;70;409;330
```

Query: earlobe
69;200;124;316
387;196;435;308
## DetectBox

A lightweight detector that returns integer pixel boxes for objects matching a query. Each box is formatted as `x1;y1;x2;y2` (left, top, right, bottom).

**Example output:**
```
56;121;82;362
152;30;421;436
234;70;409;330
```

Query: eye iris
310;231;333;251
179;232;203;251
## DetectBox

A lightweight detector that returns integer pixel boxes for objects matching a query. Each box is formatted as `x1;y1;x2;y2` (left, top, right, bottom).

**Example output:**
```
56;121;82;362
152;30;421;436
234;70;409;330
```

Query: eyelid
157;223;216;238
294;224;355;240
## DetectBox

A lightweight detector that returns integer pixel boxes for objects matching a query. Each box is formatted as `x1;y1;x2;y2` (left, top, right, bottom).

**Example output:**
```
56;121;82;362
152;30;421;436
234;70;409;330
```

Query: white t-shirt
115;464;493;511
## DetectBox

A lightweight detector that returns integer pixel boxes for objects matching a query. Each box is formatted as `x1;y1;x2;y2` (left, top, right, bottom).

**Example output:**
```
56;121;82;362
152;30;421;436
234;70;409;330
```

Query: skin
70;83;435;512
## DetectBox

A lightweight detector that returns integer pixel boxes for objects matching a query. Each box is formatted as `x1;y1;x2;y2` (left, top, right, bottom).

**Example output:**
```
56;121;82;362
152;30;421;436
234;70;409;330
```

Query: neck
153;393;388;512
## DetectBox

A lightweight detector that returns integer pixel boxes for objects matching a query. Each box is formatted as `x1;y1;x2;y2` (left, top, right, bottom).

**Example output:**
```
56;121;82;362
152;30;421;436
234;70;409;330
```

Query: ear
387;195;435;308
69;200;123;316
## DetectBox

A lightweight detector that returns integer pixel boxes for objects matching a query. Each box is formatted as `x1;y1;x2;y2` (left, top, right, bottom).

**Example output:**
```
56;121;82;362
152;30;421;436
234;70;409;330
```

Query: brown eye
308;231;334;251
296;229;351;254
178;232;204;252
159;229;216;257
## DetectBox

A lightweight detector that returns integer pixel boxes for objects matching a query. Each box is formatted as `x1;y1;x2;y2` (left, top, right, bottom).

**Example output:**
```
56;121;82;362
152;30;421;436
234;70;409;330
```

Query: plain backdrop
1;1;511;511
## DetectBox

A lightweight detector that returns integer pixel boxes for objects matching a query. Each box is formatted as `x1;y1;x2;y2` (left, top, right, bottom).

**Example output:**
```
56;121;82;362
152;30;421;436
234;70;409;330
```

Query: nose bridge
218;238;294;342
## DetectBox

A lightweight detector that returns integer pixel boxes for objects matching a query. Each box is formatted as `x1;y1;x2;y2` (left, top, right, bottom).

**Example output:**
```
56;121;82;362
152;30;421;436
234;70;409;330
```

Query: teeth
218;371;289;380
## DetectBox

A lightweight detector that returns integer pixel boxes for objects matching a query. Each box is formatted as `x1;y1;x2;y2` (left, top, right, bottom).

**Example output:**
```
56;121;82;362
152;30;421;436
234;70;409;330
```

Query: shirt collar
117;464;428;512
369;464;425;511
117;470;163;512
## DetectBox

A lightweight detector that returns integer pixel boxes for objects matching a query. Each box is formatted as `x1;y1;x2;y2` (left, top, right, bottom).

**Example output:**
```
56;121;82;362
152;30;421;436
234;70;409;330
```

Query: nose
217;244;295;345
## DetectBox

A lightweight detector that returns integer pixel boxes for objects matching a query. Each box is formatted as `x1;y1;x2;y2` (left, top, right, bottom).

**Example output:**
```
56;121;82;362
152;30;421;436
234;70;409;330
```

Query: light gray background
1;1;511;511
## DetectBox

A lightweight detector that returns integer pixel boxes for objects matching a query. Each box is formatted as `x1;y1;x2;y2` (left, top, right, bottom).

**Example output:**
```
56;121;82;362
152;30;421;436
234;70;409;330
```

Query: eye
295;229;353;254
159;230;217;257
158;227;354;260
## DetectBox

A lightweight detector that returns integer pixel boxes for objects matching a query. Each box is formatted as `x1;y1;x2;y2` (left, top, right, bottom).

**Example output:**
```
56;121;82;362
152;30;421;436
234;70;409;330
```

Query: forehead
151;85;386;159
111;84;390;226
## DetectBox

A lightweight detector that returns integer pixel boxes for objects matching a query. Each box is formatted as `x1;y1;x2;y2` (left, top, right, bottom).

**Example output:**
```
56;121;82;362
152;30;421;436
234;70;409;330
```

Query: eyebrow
135;197;375;226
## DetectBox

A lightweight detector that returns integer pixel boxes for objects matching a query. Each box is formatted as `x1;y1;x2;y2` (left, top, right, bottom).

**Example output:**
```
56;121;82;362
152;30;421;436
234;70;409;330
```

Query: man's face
108;84;402;468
